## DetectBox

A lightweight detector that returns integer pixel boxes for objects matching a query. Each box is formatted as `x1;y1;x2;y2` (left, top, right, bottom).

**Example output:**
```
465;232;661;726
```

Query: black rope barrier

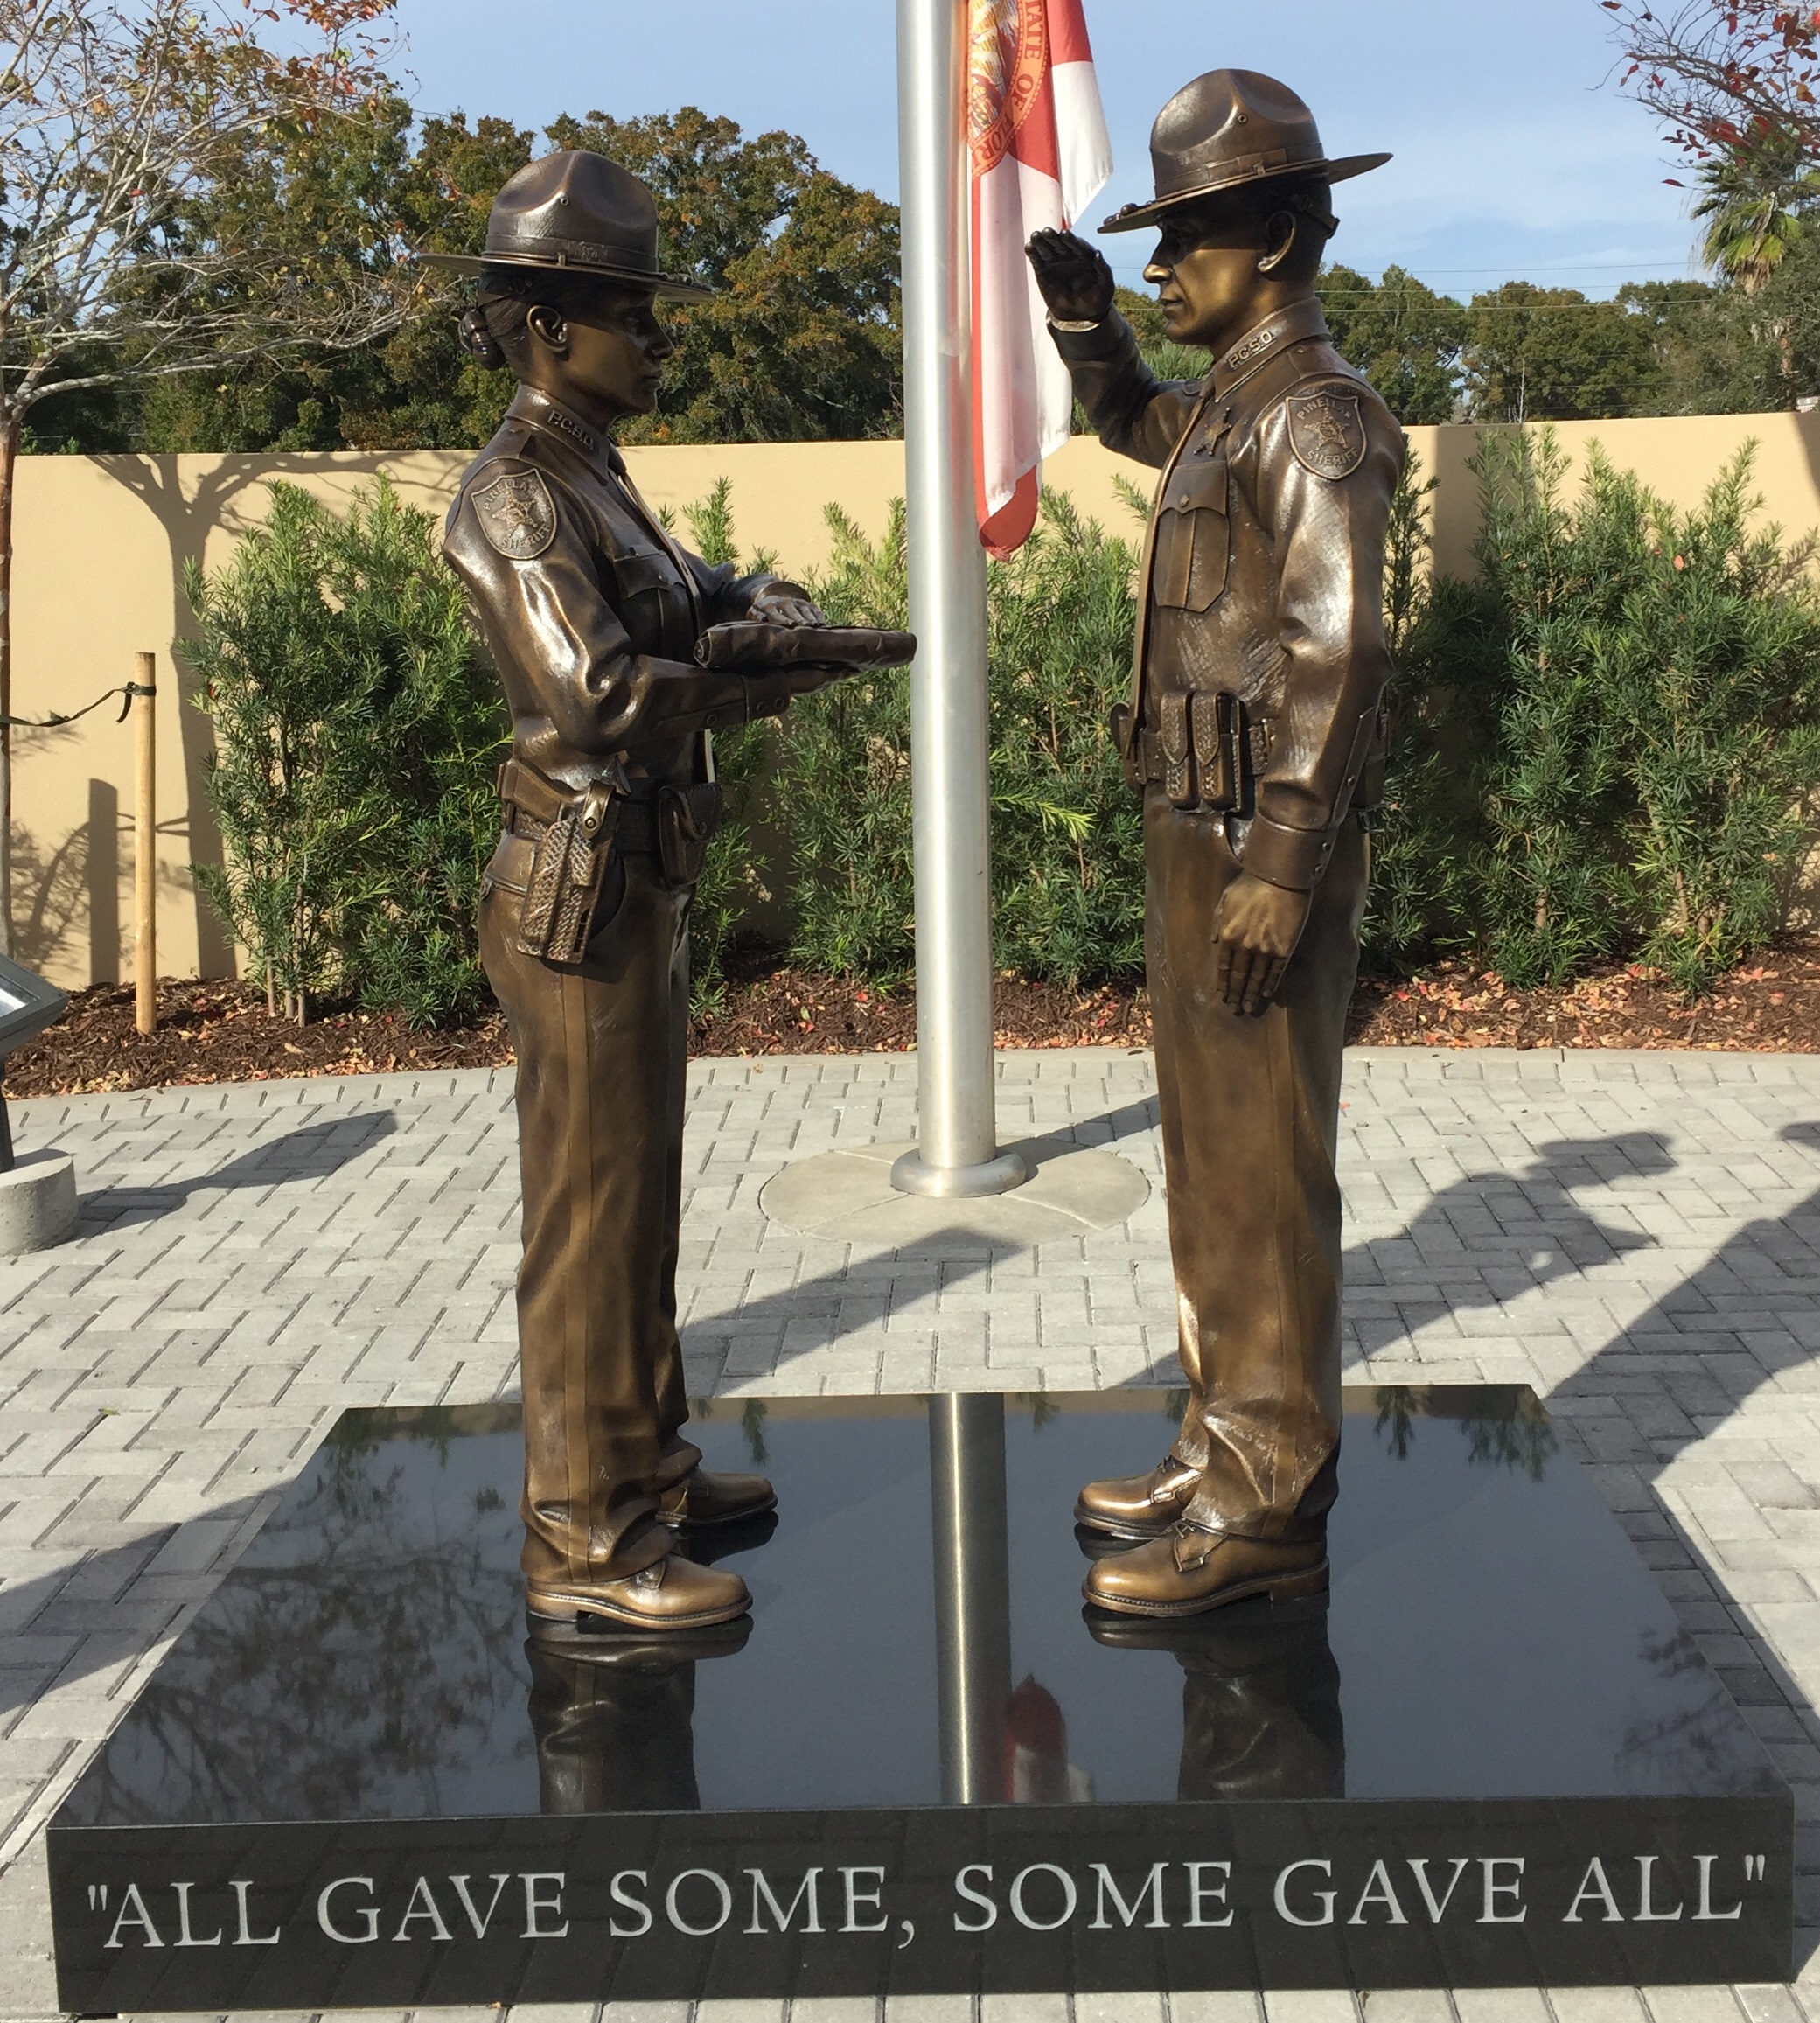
0;680;155;731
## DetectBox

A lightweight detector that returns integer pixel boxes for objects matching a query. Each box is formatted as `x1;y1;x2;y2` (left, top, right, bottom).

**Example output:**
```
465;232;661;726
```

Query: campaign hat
1101;70;1389;234
416;150;711;301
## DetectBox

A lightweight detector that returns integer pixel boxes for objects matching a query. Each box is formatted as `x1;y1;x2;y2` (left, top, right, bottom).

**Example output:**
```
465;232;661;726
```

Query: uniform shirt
443;385;799;797
1053;296;1405;891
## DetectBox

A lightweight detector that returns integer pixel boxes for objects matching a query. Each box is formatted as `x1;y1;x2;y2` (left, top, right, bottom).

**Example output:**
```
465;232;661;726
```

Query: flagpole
891;0;1026;1201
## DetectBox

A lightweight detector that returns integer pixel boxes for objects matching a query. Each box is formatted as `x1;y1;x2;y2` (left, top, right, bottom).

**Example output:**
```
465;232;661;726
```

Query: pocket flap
610;546;678;600
1159;450;1228;518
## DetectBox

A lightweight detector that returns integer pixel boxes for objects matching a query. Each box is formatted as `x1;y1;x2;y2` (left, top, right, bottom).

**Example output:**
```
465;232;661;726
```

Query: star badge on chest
474;468;558;559
1287;389;1367;481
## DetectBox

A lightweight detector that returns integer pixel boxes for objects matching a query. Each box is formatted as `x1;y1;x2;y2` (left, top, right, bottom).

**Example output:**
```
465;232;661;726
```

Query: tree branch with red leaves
1603;0;1820;158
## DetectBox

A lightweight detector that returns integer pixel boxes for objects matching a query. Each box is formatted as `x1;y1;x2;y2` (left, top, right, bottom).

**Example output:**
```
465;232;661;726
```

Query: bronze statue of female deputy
427;152;870;1638
1029;73;1403;1618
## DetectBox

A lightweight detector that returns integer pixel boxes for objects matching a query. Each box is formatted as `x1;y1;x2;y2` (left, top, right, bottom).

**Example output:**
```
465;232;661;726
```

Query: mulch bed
10;945;1820;1099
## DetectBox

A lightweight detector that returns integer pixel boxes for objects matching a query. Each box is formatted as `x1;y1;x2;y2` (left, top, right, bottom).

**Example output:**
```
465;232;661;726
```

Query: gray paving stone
1;1050;1819;2013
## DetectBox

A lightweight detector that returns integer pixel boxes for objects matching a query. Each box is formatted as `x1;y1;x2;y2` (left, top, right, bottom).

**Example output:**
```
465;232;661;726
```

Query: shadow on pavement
80;1112;397;1226
0;1492;266;1720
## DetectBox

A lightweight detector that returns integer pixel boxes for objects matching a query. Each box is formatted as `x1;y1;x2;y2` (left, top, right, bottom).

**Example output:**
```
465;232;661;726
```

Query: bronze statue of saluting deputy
427;154;908;1637
1029;73;1403;1617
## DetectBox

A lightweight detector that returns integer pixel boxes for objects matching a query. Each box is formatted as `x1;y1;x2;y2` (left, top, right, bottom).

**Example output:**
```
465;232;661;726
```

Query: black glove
1026;228;1115;324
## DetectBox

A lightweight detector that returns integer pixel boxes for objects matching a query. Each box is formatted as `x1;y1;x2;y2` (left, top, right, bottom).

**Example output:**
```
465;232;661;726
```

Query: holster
655;781;724;889
502;759;626;966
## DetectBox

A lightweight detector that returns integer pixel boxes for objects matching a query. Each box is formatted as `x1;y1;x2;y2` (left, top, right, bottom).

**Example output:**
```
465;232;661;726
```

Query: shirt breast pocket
1151;451;1229;613
610;545;680;602
608;543;689;652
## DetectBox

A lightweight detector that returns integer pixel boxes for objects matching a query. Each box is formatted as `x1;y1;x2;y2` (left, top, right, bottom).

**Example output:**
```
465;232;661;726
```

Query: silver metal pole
928;1392;1013;1803
890;0;1025;1201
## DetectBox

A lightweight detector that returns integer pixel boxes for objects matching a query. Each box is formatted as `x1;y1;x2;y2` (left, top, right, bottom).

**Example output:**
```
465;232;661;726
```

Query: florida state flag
967;0;1112;558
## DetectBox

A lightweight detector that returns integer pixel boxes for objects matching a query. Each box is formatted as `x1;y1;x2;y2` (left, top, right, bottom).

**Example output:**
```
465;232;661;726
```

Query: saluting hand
1211;873;1313;1017
1026;228;1115;324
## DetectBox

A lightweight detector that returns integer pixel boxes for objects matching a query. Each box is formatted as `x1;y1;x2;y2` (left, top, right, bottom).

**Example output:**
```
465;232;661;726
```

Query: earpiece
457;305;506;370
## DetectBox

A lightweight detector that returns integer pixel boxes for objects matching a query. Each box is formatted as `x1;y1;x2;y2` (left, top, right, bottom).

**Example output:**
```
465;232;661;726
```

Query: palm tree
1691;121;1820;291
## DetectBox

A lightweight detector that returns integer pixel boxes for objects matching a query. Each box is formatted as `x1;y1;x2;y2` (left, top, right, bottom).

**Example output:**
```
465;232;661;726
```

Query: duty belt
1112;691;1273;813
498;756;658;855
1133;715;1273;786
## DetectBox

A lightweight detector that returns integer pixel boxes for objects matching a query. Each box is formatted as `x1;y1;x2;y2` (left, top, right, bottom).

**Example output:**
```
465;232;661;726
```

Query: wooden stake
134;652;156;1036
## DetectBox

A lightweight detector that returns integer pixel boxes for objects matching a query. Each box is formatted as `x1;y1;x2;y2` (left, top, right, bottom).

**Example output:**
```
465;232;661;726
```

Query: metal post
928;1392;1012;1803
134;652;156;1036
890;0;1025;1201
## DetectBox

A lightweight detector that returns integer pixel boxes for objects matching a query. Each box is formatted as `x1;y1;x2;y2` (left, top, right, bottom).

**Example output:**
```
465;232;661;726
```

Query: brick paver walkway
0;1045;1818;2023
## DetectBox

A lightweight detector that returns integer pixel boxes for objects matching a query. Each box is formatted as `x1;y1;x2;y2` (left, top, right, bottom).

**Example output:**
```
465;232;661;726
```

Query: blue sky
387;0;1703;299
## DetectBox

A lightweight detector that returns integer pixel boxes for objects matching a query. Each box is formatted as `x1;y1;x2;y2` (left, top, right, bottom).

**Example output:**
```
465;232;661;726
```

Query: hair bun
458;304;506;370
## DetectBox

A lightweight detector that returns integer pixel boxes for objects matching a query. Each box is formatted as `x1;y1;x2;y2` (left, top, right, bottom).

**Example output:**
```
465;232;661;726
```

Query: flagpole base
890;1148;1029;1201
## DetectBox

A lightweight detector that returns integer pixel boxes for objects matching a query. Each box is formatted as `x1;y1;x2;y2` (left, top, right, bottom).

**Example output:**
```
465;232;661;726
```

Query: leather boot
527;1539;751;1634
1084;1520;1328;1619
658;1467;777;1528
1075;1453;1201;1540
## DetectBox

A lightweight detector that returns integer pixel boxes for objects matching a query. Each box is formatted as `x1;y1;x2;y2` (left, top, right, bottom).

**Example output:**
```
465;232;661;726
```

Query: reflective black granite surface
59;1388;1780;1828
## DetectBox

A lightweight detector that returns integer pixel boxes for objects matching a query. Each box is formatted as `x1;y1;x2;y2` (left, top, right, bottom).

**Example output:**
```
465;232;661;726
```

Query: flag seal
968;0;1049;174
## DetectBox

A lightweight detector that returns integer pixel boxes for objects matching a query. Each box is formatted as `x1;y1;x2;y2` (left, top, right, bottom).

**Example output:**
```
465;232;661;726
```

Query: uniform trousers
1144;791;1369;1538
480;841;701;1586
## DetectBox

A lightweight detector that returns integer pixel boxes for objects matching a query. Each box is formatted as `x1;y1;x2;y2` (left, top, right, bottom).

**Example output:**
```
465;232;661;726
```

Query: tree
1319;263;1468;423
1461;282;1659;421
97;107;536;454
0;0;411;951
1601;0;1820;402
1690;118;1820;288
547;108;902;443
1602;0;1820;164
1611;276;1764;412
71;104;906;455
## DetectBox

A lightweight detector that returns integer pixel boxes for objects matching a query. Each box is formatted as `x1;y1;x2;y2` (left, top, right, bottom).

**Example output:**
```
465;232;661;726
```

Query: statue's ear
1256;210;1298;276
525;302;570;357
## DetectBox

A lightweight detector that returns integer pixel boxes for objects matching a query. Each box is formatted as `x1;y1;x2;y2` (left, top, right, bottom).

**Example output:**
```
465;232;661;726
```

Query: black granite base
48;1389;1792;2007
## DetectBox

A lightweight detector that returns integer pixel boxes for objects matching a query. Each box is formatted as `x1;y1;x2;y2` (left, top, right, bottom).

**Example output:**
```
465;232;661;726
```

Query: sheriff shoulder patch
1287;389;1368;481
473;468;557;560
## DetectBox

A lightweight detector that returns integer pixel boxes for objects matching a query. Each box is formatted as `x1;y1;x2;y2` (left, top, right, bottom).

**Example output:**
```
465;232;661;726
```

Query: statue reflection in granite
1089;1594;1343;1801
527;1622;751;1815
526;1514;772;1813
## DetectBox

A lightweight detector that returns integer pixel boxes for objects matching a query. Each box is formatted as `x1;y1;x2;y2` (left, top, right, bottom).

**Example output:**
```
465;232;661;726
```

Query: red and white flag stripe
968;0;1112;558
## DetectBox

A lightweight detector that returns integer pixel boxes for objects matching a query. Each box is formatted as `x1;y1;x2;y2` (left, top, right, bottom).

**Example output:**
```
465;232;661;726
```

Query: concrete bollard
0;1149;79;1252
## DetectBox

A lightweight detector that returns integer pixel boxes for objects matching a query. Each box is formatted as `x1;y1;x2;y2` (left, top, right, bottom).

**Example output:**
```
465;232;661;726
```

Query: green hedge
1376;430;1820;991
187;438;1820;1026
185;478;508;1027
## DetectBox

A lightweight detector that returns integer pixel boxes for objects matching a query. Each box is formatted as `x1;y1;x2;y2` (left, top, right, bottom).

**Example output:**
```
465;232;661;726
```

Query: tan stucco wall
18;411;1820;991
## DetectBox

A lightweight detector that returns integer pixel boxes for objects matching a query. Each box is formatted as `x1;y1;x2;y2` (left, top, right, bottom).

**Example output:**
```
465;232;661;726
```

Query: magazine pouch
656;781;724;889
1159;690;1196;809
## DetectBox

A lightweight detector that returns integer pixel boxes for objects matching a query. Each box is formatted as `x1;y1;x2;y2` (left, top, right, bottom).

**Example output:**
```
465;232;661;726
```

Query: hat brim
414;248;714;303
1099;150;1391;234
